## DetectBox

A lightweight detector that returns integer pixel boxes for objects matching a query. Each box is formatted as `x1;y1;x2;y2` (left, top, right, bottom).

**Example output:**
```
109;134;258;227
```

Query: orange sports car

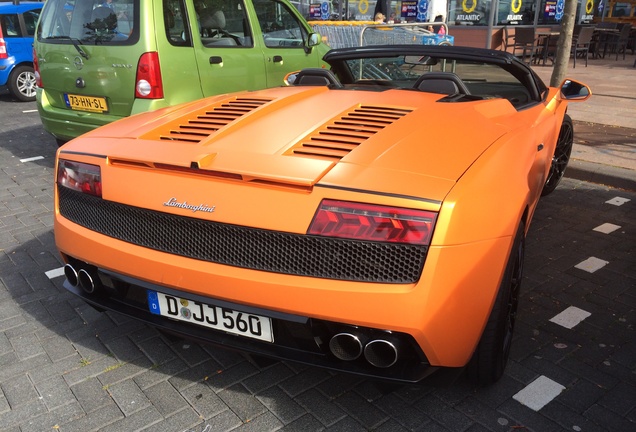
54;45;590;385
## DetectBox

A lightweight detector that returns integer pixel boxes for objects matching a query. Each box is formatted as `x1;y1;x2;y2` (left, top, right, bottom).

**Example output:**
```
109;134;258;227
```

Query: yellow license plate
64;93;108;113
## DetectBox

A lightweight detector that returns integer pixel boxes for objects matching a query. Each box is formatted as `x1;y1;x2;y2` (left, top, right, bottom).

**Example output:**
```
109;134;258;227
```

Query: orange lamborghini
54;45;590;385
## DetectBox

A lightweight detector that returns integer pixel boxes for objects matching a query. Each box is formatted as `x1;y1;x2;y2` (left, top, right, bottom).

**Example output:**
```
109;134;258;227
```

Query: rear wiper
46;36;90;59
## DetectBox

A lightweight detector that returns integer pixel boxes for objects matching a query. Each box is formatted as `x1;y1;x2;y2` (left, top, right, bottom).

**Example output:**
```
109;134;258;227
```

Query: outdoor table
535;31;560;65
591;28;619;58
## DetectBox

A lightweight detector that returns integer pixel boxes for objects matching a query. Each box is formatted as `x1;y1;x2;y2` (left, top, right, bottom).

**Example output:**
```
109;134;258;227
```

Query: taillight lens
57;160;102;198
0;36;7;60
33;47;42;87
135;52;164;99
308;199;437;245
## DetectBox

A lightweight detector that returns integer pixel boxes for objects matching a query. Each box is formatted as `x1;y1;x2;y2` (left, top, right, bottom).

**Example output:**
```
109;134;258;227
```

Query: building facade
301;0;634;47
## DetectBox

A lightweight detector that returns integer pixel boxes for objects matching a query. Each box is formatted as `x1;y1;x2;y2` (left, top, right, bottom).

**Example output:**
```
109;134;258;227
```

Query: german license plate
64;93;108;113
147;290;273;342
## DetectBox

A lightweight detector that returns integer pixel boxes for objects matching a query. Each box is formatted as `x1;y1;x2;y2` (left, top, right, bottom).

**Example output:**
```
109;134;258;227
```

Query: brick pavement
0;80;634;431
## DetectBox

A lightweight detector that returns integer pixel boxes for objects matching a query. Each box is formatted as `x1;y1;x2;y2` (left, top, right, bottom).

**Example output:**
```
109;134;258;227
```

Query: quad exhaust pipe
364;339;399;368
329;333;399;368
63;264;78;287
64;263;100;294
329;333;363;361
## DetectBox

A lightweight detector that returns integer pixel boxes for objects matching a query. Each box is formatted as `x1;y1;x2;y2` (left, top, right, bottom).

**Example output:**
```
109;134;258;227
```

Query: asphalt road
0;95;634;431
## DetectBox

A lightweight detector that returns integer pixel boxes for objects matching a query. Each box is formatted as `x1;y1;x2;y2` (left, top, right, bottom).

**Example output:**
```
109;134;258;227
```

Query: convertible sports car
55;45;590;385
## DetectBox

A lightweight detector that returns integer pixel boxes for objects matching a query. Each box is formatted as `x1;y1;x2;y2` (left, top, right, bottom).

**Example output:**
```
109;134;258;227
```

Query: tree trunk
550;0;578;87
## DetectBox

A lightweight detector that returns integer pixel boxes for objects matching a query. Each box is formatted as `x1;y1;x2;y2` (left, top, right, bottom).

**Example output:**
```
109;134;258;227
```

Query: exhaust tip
78;269;96;294
364;339;398;368
329;333;363;361
64;264;79;287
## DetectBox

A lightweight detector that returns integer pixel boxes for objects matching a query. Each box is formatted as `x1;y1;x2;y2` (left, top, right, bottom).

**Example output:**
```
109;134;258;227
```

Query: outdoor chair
601;24;632;60
570;26;595;68
504;27;539;64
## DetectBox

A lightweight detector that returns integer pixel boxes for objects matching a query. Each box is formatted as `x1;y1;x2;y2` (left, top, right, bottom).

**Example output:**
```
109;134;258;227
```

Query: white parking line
605;197;630;206
20;156;44;163
45;267;65;279
550;306;591;329
22;109;39;113
575;256;609;273
513;375;565;411
593;223;621;234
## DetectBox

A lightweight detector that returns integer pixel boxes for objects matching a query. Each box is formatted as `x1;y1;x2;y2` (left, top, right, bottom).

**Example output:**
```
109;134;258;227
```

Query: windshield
38;0;139;45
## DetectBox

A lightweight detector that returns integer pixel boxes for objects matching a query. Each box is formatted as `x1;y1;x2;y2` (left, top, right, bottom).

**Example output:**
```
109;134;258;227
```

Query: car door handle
537;143;544;151
272;55;283;63
209;56;223;65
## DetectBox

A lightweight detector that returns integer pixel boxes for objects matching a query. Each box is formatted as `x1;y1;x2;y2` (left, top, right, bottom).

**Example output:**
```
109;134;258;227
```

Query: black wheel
541;114;573;196
468;222;525;386
8;65;37;102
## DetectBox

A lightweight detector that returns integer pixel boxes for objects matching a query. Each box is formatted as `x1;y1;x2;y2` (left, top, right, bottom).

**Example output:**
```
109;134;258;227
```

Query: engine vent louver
148;97;273;143
287;105;413;161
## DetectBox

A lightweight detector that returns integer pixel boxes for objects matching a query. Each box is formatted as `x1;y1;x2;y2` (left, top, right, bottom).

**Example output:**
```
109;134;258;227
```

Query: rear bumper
55;202;511;373
0;60;12;85
37;88;121;141
61;255;440;384
36;88;173;141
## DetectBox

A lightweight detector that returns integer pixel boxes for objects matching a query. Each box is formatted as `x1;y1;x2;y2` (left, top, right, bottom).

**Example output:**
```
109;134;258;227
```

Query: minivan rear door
36;0;158;121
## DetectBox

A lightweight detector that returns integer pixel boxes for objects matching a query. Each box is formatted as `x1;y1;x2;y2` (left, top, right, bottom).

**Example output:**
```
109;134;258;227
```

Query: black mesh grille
58;187;427;283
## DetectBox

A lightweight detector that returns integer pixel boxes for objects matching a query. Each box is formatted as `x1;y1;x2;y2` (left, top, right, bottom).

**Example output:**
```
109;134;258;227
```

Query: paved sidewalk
531;55;636;192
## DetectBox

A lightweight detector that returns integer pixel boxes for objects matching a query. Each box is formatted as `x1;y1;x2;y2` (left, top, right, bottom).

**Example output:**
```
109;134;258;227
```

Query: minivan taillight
0;26;7;60
135;52;164;99
33;47;42;87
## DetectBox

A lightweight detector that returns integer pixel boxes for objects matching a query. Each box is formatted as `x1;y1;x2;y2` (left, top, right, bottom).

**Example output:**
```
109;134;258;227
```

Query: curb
565;159;636;192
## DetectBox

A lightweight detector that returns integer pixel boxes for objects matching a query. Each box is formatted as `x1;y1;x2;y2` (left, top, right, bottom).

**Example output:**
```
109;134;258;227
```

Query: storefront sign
581;0;594;22
320;1;331;19
545;0;557;20
399;1;417;20
417;0;429;21
456;0;482;22
309;3;322;19
507;0;524;22
555;0;565;21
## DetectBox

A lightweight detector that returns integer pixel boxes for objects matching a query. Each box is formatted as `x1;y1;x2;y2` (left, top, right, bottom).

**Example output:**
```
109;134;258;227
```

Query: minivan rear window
38;0;140;45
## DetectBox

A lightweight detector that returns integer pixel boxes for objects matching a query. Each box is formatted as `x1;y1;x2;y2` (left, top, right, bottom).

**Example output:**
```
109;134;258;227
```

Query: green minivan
34;0;328;145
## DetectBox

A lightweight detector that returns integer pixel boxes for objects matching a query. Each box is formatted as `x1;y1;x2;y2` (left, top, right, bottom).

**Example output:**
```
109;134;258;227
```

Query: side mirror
304;32;321;54
559;79;592;101
308;33;321;47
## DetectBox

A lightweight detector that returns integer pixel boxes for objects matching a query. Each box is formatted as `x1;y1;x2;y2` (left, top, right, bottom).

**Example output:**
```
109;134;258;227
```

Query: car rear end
0;2;42;100
34;0;167;143
53;86;523;383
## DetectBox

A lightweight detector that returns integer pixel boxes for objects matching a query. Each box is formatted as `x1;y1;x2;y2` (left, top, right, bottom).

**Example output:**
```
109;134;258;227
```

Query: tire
468;221;525;386
8;65;37;102
541;114;573;196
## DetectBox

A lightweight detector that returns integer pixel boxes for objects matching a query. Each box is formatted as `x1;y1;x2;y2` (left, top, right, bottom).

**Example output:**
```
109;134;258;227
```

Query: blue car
0;0;42;101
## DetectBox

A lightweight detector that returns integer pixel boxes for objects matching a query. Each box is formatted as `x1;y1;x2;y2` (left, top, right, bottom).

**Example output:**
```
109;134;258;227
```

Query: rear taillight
0;27;7;60
33;47;42;87
57;160;102;198
308;199;437;245
135;52;164;99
